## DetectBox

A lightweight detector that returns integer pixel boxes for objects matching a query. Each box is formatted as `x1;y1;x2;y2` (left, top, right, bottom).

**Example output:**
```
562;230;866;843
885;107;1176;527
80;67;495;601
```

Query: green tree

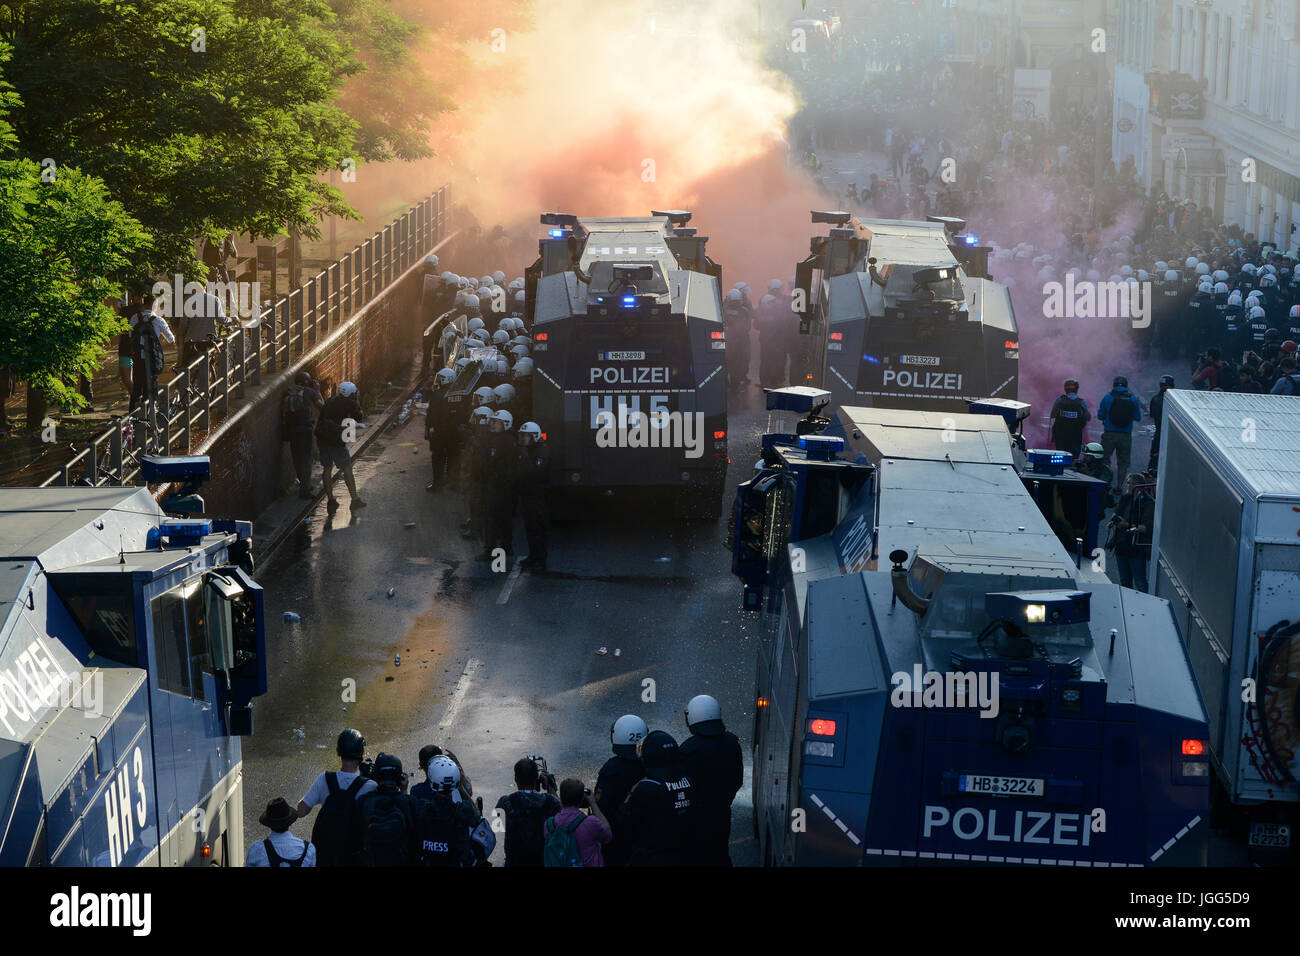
1;0;364;279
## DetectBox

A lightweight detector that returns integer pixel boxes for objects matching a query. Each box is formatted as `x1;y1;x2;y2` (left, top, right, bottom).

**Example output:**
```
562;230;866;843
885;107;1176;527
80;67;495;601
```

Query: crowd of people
248;695;743;867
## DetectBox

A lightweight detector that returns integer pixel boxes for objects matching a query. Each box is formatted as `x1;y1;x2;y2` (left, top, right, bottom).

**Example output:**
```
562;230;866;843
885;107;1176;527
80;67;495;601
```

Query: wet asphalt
242;358;773;865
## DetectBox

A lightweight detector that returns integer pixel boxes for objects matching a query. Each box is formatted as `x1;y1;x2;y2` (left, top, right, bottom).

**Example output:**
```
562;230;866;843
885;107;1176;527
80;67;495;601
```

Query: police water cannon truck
731;388;1209;866
0;455;268;866
523;211;729;516
792;213;1018;412
1151;390;1300;863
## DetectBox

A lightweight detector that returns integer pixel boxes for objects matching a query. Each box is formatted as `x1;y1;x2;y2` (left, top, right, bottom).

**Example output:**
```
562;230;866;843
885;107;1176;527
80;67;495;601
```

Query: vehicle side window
184;583;209;701
151;588;190;697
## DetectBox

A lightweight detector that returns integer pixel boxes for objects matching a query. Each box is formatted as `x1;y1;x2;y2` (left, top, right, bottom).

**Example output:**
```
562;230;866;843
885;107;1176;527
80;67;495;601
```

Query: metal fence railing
40;186;451;488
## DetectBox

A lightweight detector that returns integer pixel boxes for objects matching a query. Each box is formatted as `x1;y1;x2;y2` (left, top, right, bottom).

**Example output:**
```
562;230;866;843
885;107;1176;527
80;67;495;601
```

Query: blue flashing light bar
1028;448;1072;475
796;435;844;460
621;295;636;307
548;229;565;238
963;234;979;245
862;353;881;364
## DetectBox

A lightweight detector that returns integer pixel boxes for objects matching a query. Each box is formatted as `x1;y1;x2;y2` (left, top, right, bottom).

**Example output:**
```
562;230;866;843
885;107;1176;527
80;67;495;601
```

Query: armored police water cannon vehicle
0;455;267;866
731;388;1209;866
523;211;729;516
792;213;1018;412
1151;390;1300;863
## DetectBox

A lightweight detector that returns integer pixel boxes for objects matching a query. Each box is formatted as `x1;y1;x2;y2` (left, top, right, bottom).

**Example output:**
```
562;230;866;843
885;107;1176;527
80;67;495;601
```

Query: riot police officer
615;730;696;867
516;422;550;571
460;406;492;540
426;367;458;492
1048;379;1091;459
678;694;743;867
477;409;518;561
723;289;751;389
595;714;648;867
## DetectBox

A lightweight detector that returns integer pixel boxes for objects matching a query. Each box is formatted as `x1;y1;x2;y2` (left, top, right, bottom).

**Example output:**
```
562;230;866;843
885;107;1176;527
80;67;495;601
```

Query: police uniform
1048;393;1090;459
615;769;696;867
426;389;457;488
679;726;744;866
723;298;751;388
480;430;518;557
516;439;551;568
594;755;644;867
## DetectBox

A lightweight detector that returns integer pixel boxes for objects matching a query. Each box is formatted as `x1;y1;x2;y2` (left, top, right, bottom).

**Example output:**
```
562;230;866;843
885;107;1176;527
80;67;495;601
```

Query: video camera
525;754;558;793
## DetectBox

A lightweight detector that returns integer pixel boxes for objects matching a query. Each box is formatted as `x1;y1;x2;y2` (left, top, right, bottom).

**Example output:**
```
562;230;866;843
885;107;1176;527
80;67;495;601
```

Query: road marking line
437;658;480;730
496;562;522;604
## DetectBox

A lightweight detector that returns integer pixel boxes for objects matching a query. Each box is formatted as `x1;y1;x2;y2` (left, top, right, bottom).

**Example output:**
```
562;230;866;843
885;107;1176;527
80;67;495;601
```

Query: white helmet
479;275;494;287
1164;270;1179;282
440;270;456;283
1197;278;1212;293
1108;274;1122;283
424;253;440;270
454;356;472;371
507;277;524;292
726;289;742;302
1247;289;1263;302
494;357;510;376
1119;265;1133;277
492;270;506;285
1155;261;1169;272
470;406;491;426
518;421;542;442
492;329;510;346
737;282;750;292
468;330;490;347
492;383;516;405
1249;305;1267;319
1291;305;1300;318
425;755;461;791
435;368;456;386
338;381;358;398
1214;281;1229;295
463;294;481;313
768;279;783;292
466;315;485;331
685;693;722;730
611;714;648;757
1242;263;1258;276
510;344;529;360
1136;269;1151;281
1262;263;1278;275
491;409;513;429
473;386;495;406
1228;290;1243;306
1185;256;1199;269
1195;261;1210;275
512;357;533;379
454;290;469;308
1260;273;1277;288
514;290;526;304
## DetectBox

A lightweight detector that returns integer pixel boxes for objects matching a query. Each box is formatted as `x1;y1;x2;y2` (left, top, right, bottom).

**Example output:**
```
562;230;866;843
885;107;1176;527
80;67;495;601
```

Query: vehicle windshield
877;263;964;308
587;260;669;297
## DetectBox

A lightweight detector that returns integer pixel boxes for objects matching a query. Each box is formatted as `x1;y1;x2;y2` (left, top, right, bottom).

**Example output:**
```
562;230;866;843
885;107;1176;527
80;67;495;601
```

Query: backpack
503;792;551;866
310;772;366;867
282;386;313;433
358;790;418;867
1277;373;1300;396
131;315;164;375
543;814;586;867
263;839;308;868
1216;361;1240;391
1106;391;1135;428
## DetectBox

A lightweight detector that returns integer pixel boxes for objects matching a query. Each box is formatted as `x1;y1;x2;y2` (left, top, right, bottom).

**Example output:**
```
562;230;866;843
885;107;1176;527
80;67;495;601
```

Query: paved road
242;363;774;865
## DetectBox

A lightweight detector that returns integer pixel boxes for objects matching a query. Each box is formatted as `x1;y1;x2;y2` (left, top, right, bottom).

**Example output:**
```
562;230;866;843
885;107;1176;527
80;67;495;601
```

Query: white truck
1151;390;1300;862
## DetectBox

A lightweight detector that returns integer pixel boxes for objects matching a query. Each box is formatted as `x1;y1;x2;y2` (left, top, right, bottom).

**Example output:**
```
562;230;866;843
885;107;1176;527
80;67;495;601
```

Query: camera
525;754;557;793
357;757;375;779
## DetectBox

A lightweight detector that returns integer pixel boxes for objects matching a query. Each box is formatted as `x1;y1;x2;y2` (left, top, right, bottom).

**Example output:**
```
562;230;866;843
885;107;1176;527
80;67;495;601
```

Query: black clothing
481;431;518;555
407;787;477;867
679;729;744;866
517;442;551;565
1112;491;1155;558
615;768;695;867
316;394;363;448
354;784;425;867
494;790;561;867
594;755;644;867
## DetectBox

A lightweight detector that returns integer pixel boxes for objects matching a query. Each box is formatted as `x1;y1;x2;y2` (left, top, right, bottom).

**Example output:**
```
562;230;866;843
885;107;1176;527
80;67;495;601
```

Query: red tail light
714;430;726;440
535;332;548;341
829;332;843;341
540;433;547;441
710;331;724;339
1181;738;1206;755
809;718;837;736
1004;340;1018;349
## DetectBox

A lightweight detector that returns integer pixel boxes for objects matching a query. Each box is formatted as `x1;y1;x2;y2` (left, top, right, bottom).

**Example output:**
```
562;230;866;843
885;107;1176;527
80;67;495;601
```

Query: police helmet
1213;269;1229;282
1136;269;1151;282
737;282;750;292
1249;306;1266;319
479;275;494;287
1063;378;1079;393
1214;281;1229;295
1154;261;1169;272
1260;273;1277;288
610;714;648;758
1159;374;1174;388
514;290;526;303
513;334;532;348
454;356;472;371
337;728;365;759
463;294;481;314
454;290;469;308
512;357;534;380
424;253;440;271
726;289;742;302
768;279;783;292
1185;256;1199;270
507;277;524;292
441;270;458;283
473;386;495;407
1112;375;1128;388
1163;270;1179;282
435;368;456;387
466;317;486;334
425;755;461;791
1083;442;1105;459
637;730;678;769
491;409;513;430
518;421;542;442
1292;306;1300;319
492;270;506;285
1263;264;1278;275
1108;274;1122;283
295;370;312;386
510;344;528;360
372;752;403;783
338;381;358;398
1247;289;1263;302
685;694;723;734
1195;262;1210;275
1119;265;1133;277
1243;263;1258;276
495;357;511;377
470;406;491;426
492;383;516;404
492;329;510;346
1228;290;1243;306
1197;278;1213;293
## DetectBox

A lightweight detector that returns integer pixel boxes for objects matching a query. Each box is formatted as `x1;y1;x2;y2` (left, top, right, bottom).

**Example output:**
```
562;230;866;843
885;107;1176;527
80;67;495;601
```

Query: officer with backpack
1048;378;1091;459
595;714;648;867
354;753;426;867
1096;376;1142;490
616;731;697;867
128;296;176;410
296;728;378;867
283;371;324;499
679;695;744;867
247;797;316;867
494;757;561;867
543;778;612;867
